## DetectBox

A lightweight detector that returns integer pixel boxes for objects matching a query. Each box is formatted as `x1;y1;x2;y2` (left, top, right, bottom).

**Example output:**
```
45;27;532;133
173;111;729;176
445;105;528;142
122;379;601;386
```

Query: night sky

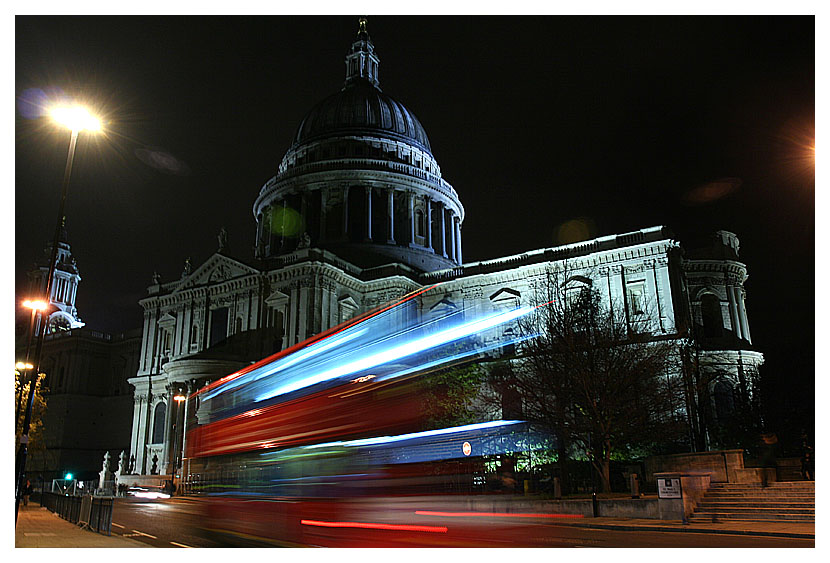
14;16;814;431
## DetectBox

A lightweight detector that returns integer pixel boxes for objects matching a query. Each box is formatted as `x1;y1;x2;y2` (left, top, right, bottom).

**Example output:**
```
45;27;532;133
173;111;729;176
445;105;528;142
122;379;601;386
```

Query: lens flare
270;206;304;236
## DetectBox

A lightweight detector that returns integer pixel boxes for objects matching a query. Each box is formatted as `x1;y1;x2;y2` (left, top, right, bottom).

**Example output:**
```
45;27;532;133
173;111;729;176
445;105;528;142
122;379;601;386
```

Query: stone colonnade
257;185;462;264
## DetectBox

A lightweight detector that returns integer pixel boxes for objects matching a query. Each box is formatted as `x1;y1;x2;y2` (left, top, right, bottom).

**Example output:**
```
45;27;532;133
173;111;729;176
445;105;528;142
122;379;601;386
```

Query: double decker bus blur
183;286;553;546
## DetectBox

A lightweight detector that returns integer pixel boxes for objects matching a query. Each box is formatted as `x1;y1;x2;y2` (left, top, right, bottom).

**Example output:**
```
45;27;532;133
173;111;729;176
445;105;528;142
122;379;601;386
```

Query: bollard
553;477;562;499
630;473;640;498
592;491;598;517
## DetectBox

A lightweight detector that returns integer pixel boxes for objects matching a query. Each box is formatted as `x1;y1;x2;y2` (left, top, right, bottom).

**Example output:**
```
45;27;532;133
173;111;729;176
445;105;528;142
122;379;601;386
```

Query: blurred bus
182;288;550;546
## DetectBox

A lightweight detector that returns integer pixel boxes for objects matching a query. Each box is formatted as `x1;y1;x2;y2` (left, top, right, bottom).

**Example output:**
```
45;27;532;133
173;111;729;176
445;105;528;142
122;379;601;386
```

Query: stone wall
645;449;744;484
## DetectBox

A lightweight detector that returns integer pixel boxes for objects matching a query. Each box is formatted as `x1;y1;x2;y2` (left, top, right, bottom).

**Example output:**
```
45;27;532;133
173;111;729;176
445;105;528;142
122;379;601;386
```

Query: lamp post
171;393;186;495
15;104;101;524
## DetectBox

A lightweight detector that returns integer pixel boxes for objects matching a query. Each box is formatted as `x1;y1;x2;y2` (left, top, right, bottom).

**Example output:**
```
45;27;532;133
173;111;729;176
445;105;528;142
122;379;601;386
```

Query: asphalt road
110;497;223;548
109;497;813;548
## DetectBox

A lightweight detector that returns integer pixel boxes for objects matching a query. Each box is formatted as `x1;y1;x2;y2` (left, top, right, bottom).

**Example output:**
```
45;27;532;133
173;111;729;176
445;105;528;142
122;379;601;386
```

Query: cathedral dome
291;79;432;153
253;18;464;274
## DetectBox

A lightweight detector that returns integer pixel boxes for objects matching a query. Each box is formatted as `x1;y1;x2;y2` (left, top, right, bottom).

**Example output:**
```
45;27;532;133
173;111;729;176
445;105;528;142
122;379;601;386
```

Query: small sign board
657;477;682;499
462;441;472;456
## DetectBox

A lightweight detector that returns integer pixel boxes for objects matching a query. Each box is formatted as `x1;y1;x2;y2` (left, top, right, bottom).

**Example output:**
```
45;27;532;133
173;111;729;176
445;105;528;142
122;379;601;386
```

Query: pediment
489;287;521;303
158;312;177;328
265;289;290;307
429;297;458;312
338;295;358;309
563;275;592;289
178;254;259;290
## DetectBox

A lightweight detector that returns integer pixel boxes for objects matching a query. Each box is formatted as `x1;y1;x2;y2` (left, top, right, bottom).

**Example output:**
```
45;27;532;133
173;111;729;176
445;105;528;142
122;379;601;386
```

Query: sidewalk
15;502;149;548
551;516;815;540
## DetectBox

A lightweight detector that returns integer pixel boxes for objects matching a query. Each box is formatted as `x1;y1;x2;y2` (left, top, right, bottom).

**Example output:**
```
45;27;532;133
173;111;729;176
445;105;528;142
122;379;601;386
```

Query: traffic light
64;473;73;480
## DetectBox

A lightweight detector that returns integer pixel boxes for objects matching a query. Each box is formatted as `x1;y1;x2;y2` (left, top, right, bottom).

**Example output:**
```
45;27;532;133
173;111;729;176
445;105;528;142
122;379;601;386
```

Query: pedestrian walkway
552;515;815;540
15;502;149;548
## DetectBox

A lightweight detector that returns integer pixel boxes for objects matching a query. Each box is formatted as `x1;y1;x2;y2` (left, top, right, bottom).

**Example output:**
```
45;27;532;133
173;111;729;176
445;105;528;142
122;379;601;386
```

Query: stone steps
689;514;815;523
698;501;814;509
702;494;815;501
709;482;814;490
691;481;815;523
695;505;814;514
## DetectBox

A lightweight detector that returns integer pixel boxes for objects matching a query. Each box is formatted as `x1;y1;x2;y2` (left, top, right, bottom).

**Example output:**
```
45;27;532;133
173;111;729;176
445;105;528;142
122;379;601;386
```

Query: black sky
15;16;814;426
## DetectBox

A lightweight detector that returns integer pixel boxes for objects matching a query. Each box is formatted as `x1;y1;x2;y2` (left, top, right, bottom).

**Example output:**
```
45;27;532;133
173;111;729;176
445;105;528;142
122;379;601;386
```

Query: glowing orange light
414;510;584;519
22;300;48;311
16;362;34;371
301;520;448;533
173;394;186;402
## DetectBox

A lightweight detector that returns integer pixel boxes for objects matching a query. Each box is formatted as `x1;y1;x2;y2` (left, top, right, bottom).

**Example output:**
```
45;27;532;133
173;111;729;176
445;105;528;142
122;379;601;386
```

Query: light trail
254;305;536;402
196;283;441;399
303;419;524;449
301;519;448;533
415;510;584;519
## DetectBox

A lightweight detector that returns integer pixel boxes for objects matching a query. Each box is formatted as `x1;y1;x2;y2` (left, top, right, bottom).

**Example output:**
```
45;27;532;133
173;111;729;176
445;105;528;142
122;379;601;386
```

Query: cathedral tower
28;218;84;332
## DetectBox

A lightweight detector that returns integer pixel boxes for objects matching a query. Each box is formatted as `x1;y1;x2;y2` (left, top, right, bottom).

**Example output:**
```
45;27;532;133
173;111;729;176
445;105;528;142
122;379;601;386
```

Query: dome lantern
344;16;380;89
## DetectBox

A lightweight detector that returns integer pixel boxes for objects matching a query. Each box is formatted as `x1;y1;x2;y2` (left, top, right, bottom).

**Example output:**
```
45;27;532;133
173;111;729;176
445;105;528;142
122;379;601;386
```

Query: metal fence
39;492;114;536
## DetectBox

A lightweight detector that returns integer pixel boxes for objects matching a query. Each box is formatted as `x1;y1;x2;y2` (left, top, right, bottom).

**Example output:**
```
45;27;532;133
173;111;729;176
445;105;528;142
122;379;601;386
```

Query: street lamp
171;393;186;495
15;103;102;524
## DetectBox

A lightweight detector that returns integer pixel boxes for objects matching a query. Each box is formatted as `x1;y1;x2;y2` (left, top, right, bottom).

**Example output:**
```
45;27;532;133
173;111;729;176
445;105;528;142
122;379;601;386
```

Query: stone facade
125;20;764;480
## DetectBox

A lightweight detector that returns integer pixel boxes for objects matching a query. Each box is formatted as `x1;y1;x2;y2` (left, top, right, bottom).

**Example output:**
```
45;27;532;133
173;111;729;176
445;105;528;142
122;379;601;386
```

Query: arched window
151;402;166;444
714;381;735;422
701;294;723;338
190;324;199;348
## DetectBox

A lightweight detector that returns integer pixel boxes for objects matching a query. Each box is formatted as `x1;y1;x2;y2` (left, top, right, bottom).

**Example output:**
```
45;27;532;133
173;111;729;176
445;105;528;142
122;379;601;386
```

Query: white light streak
254;306;534;402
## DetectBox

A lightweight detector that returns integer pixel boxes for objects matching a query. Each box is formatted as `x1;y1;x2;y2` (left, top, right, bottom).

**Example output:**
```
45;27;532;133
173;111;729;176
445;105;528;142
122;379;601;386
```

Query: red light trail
301;519;448;533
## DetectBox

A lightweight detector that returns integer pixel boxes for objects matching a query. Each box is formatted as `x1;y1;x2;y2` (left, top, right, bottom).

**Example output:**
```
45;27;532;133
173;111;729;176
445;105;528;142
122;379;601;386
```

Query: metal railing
39;492;114;536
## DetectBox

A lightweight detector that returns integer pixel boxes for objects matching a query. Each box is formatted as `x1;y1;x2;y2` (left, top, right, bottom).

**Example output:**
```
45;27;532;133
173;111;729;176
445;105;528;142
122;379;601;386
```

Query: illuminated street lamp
15;103;102;524
171;393;186;494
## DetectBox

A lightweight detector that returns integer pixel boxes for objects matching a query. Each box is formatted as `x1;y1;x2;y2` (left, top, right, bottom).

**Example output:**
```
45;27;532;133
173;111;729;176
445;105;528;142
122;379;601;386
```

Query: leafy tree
419;360;486;429
15;368;48;458
499;263;686;493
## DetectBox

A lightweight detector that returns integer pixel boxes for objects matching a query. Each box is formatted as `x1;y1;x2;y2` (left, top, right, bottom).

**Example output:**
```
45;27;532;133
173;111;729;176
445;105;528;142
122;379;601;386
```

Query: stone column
364;186;373;241
387;188;396;244
426;197;433;251
440;206;447;257
131;395;143;473
449;213;457;261
342;186;350;240
287;287;297;347
726;286;742;340
739;288;752;343
299;284;309;342
408;191;415;245
279;198;288;251
454;216;462;263
319;188;328;242
162;385;175;474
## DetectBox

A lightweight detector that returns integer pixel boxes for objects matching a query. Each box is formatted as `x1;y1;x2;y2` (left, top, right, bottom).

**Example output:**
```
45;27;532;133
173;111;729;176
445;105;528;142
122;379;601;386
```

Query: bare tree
500;263;686;493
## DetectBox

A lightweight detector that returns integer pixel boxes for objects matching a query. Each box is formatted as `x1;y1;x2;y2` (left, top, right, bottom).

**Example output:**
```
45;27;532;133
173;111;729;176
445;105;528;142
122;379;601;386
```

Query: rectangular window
627;281;646;315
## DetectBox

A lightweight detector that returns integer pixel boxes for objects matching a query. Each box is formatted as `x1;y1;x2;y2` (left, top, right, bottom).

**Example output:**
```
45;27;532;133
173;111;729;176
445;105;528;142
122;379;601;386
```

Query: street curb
554;522;815;540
